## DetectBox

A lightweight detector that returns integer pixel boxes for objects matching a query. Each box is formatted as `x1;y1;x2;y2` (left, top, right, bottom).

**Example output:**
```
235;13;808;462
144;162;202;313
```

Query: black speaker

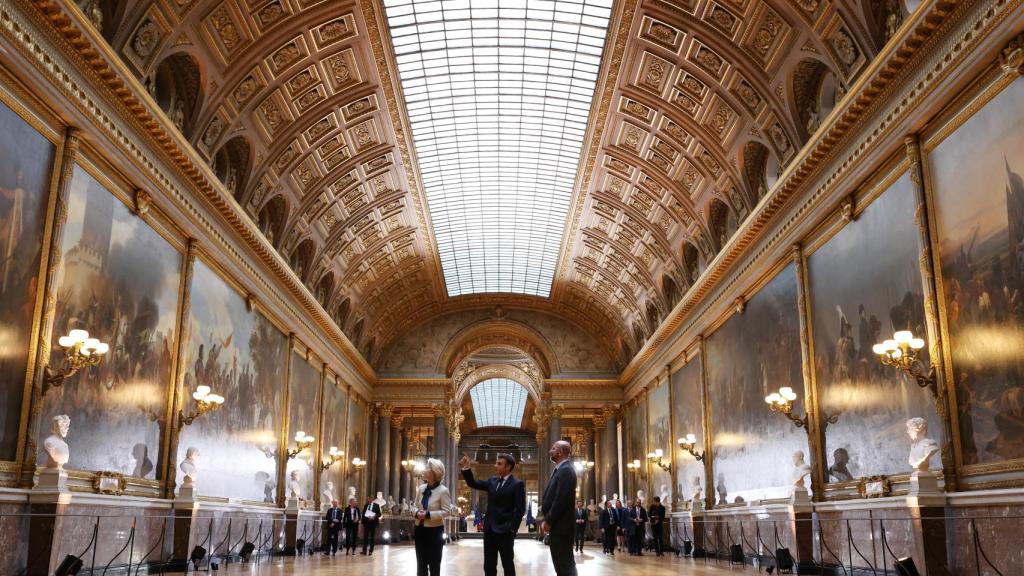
729;543;744;564
775;547;794;573
682;539;693;556
239;542;255;561
296;538;306;554
54;555;83;576
894;557;922;576
190;545;207;565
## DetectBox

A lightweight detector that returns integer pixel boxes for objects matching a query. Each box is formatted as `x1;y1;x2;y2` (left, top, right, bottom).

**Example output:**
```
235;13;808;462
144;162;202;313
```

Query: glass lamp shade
894;330;913;344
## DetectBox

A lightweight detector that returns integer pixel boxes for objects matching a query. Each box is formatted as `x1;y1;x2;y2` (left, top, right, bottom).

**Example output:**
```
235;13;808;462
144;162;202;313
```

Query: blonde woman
412;458;451;576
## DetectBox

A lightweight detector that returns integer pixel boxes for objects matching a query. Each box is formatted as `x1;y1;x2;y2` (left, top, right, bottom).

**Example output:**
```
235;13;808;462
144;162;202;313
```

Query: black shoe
360;551;367;555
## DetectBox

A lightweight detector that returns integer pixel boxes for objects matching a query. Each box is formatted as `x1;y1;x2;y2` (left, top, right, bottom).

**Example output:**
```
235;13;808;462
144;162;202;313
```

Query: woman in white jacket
412;458;451;576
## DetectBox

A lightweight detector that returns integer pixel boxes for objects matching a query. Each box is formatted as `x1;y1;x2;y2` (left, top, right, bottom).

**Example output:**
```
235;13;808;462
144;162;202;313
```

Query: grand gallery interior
0;0;1022;574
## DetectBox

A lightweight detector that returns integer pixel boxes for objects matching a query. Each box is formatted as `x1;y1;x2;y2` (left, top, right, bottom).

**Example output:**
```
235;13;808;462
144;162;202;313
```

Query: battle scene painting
809;173;939;480
930;77;1024;465
286;351;320;505
671;357;704;504
177;260;287;501
39;166;181;477
706;265;808;502
647;381;671;508
627;399;647;499
0;101;54;461
346;400;366;498
320;378;348;507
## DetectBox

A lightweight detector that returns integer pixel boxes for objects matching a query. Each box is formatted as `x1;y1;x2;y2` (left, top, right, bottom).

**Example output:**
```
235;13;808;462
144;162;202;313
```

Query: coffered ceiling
94;0;886;369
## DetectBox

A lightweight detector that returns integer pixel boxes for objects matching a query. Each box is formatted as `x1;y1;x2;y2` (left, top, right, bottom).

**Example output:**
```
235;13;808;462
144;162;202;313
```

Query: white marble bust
658;484;671;512
322;480;335;506
180;446;199;485
636;489;646;504
907;417;939;472
792;450;812;487
289;470;302;499
375;491;386;507
43;414;71;470
347;485;357;499
690;476;702;502
386;495;397;513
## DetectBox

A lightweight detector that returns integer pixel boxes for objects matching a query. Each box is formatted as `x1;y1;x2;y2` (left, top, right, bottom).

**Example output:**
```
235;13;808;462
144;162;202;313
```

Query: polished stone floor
228;539;767;575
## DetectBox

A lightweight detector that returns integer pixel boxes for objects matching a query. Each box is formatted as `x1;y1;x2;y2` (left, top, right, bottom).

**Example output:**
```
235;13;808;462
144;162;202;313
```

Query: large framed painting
647;381;671;507
0;101;55;461
671;356;704;504
929;75;1024;466
177;260;287;501
286;351;321;504
706;264;808;502
627;398;647;500
808;173;939;481
346;399;367;498
39;165;181;478
320;376;348;506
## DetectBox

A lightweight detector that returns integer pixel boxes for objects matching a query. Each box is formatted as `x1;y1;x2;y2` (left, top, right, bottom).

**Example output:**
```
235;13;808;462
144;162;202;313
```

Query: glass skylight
384;0;612;296
469;378;529;428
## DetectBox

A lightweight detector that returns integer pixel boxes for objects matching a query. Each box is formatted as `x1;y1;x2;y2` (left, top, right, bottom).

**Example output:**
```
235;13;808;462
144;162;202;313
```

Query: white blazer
412;482;452;528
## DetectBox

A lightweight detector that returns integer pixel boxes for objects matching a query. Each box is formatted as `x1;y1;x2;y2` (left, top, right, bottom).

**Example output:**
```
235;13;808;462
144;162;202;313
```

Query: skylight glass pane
469;378;529;428
385;0;611;296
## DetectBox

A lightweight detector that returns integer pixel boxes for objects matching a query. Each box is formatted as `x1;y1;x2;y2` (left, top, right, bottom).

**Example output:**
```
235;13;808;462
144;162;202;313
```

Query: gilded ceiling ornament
288;70;315;93
276;145;298;170
131;20;160;59
233;75;259;104
735;79;761;110
680;74;704;96
259;99;283;131
663;121;688;143
832;28;859;67
796;0;819;11
1000;32;1024;76
644;59;666;88
257;2;285;27
753;11;784;57
272;43;302;70
694;47;723;74
133;189;153;216
648;22;675;44
708;7;736;31
210;6;240;52
297;90;321;112
329;56;352;84
674;92;698;115
202;116;224;148
624;100;648;119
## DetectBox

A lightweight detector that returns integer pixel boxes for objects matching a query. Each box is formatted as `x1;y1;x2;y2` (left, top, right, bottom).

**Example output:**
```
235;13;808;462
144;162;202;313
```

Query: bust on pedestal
177;447;200;501
790;450;812;504
38;415;71;491
907;417;941;497
690;476;703;512
322;481;336;511
286;470;302;510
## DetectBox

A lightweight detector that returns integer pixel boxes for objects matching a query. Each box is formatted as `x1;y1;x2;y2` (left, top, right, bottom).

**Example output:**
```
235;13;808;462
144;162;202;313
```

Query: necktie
496;478;504;493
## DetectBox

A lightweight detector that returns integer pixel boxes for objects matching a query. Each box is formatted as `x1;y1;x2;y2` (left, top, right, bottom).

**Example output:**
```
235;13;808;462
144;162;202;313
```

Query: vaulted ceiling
92;0;891;369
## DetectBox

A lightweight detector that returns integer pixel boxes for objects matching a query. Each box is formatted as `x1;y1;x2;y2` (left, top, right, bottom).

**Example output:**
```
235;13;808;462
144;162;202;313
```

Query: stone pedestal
788;503;816;574
280;503;300;556
167;496;200;572
907;472;948;576
689;512;707;557
26;480;71;576
790;486;810;505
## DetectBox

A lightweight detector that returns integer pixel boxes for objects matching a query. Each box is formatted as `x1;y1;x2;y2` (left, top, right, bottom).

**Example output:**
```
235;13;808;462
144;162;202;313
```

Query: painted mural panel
0;101;54;461
706;264;807;502
809;174;939;480
286;351;320;504
346;399;367;498
930;77;1024;465
627;398;647;500
320;379;348;506
647;381;671;508
38;166;181;476
671;357;704;503
177;260;286;501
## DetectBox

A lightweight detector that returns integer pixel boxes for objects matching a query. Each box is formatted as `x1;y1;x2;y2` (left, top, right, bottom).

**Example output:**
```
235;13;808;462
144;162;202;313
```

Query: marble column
374;404;393;496
600;405;618;500
400;428;411;502
586;427;598;504
389;415;402;502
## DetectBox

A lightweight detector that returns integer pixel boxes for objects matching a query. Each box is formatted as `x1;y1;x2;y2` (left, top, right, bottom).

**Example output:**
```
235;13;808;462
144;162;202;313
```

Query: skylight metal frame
469;378;529;428
384;0;612;296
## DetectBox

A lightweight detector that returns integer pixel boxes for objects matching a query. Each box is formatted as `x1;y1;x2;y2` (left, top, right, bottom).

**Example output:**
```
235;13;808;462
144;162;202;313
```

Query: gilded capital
601;404;619;419
431;403;447;418
377;403;395;418
391;414;405;428
551;403;565;418
1000;32;1024;77
593;412;607;427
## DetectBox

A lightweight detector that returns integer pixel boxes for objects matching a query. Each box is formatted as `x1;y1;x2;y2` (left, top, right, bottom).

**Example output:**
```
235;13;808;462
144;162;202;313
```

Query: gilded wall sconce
647;449;671;472
177;385;224;430
288;431;315;459
626;459;641;474
573;459;595;474
677;433;705;461
43;329;109;394
765;386;839;431
872;330;937;397
321;446;344;471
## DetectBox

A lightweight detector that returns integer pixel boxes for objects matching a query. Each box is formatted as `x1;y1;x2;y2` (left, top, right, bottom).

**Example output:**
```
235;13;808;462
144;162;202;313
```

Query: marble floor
227;539;769;575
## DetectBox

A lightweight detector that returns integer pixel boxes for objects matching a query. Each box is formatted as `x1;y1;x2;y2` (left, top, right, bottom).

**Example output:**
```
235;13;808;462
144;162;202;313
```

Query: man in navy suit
323;499;343;556
461;452;526;576
598;500;618;555
541;440;577;576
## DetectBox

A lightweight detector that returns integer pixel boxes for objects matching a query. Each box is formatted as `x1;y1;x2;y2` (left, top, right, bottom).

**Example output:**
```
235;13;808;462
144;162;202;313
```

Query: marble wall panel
51;505;169;571
947;504;1024;573
0;501;29;575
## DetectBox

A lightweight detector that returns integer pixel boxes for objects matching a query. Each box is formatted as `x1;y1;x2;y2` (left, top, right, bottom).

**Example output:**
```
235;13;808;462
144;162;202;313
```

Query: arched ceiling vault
101;0;883;368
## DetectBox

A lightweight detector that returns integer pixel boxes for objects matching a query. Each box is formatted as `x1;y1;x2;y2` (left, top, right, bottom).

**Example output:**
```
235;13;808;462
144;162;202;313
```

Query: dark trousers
547;532;577;576
631;528;644;554
325;527;340;554
651;525;664;555
414;525;444;576
362;523;377;553
574;526;585;551
602;527;616;553
483;531;515;576
344;525;358;552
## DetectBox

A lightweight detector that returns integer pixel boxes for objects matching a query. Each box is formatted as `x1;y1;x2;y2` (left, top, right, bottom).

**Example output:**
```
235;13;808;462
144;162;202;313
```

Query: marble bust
375;491;386;507
322;480;336;506
386;495;397;513
43;414;71;470
347;485;357;501
180;446;199;485
792;450;812;487
289;470;302;499
690;476;703;502
907;417;939;472
658;484;671;512
636;489;646;504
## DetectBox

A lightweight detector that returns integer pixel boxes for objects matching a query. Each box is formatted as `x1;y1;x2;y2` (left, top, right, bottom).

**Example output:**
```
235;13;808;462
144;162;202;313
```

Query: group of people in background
594;496;667;557
322;495;383;556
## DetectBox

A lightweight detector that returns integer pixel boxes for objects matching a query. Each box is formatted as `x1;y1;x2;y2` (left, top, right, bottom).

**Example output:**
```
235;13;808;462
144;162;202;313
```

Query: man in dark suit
323;500;343;556
573;500;587;553
648;496;667;557
343;497;361;555
598;500;618;556
360;495;382;555
541;440;577;576
460;452;526;576
627;498;648;556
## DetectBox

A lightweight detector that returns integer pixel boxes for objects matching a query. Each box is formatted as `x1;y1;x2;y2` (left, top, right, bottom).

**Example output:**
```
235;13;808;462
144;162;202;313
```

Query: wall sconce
677;433;705;461
647;449;671;472
573;460;595;474
765;386;839;431
873;330;937;396
351;457;366;472
402;459;425;474
177;385;224;430
44;329;109;394
287;431;315;459
321;446;344;471
626;459;641;474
